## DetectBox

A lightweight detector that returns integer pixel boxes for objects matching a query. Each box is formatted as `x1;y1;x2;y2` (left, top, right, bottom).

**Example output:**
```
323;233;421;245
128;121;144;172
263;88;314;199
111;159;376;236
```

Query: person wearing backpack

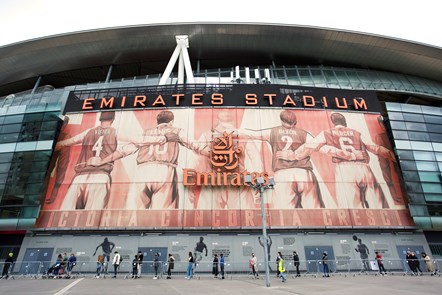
112;251;121;278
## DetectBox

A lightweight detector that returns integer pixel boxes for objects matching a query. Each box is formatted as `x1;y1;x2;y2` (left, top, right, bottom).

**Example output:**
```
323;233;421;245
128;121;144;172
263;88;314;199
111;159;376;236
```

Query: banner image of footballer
35;108;413;230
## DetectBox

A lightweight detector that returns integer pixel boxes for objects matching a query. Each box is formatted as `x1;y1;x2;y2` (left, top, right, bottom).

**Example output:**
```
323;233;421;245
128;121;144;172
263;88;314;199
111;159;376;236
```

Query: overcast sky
1;0;441;47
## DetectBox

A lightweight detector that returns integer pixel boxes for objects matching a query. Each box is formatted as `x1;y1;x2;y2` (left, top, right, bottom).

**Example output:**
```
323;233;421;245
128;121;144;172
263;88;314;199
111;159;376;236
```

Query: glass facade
0;90;66;230
386;103;442;229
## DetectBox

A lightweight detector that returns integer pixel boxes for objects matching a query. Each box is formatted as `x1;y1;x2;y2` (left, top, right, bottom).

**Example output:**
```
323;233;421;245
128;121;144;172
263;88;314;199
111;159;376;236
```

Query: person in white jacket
112;251;121;278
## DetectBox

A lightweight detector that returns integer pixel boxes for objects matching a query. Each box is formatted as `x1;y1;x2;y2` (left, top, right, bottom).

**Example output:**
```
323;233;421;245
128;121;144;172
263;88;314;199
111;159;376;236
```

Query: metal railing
1;259;441;280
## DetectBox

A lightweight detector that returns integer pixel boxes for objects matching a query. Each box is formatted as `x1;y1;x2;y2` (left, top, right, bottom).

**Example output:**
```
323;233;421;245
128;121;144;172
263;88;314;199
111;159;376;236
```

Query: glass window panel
392;130;409;140
422;183;442;194
0;143;16;152
421;106;441;115
3;114;24;124
0;173;7;184
416;161;438;171
390;121;407;130
413;151;435;161
429;133;442;143
425;194;442;202
386;102;402;111
409;205;428;216
0;163;11;173
405;182;423;193
399;160;417;170
397;150;414;160
1;123;22;133
0;153;13;163
408;193;425;203
403;113;424;122
405;122;427;132
424;115;442;124
38;130;56;141
433;143;442;152
408;131;430;141
410;141;433;151
402;171;419;181
15;142;37;152
430;217;442;228
395;140;411;149
427;125;442;134
388;112;404;120
419;170;441;182
23;113;45;123
413;217;432;228
436;153;442;161
401;104;422;113
36;140;53;150
33;150;53;161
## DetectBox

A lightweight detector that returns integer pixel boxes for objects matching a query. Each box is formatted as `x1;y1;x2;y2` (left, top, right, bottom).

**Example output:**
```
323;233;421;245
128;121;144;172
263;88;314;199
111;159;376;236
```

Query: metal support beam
159;35;194;85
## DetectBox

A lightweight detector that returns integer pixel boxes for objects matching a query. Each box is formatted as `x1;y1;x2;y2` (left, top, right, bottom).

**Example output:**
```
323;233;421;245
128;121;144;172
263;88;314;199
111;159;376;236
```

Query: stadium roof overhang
0;23;441;96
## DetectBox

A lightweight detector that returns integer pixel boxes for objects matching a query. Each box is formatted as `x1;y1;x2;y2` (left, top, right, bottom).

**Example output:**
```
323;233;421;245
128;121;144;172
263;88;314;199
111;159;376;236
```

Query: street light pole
260;186;271;288
244;175;274;288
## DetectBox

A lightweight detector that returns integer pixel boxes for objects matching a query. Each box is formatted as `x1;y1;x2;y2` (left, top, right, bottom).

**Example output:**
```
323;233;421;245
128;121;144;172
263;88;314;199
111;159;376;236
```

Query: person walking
112;251;121;278
322;252;330;277
220;253;225;280
293;251;300;277
166;254;175;279
186;252;194;279
375;251;387;275
277;253;287;282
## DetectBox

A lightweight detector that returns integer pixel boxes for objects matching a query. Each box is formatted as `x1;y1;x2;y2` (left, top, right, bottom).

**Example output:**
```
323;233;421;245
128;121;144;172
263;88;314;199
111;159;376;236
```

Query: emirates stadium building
0;23;441;275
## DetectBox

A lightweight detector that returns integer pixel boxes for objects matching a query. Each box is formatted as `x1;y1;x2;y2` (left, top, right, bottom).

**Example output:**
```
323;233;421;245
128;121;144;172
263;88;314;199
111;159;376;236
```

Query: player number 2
92;136;104;157
282;136;293;150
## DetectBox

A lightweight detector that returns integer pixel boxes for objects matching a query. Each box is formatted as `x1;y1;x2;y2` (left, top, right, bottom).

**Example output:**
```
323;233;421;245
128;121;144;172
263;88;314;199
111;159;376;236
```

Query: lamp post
244;175;275;288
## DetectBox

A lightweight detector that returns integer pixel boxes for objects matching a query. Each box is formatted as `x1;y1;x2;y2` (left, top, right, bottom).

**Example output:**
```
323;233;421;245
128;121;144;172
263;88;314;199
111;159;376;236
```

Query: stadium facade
0;23;441;273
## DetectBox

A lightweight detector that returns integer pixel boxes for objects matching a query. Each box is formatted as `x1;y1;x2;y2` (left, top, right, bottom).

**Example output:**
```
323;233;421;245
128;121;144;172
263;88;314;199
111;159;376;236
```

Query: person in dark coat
212;254;219;278
293;251;300;277
1;253;14;279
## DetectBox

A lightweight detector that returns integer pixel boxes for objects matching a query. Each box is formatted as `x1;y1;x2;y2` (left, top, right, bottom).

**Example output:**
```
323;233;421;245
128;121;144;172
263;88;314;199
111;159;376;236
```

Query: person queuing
293;251;300;277
219;254;225;280
186;252;194;279
1;253;14;279
66;253;77;279
112;251;121;278
212;254;219;278
375;251;387;276
166;254;175;279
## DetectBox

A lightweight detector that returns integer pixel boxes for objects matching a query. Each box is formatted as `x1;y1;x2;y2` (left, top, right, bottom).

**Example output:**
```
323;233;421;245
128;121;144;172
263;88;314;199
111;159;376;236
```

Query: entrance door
20;248;54;275
304;246;335;273
137;247;168;275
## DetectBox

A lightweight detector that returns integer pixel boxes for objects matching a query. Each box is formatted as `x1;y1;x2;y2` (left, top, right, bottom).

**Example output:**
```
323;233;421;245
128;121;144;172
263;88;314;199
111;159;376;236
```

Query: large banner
35;87;413;230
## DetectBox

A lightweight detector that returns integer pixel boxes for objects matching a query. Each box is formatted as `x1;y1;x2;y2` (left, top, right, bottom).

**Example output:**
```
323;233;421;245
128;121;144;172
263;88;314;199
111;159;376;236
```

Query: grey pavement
1;274;441;295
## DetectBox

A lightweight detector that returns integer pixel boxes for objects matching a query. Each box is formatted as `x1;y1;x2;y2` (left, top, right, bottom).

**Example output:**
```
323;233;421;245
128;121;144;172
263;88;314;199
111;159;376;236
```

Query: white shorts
60;173;111;210
273;168;324;208
125;163;178;209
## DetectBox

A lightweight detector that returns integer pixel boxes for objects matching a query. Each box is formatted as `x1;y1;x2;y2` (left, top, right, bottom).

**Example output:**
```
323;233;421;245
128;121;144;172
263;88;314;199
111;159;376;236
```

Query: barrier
0;259;440;280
